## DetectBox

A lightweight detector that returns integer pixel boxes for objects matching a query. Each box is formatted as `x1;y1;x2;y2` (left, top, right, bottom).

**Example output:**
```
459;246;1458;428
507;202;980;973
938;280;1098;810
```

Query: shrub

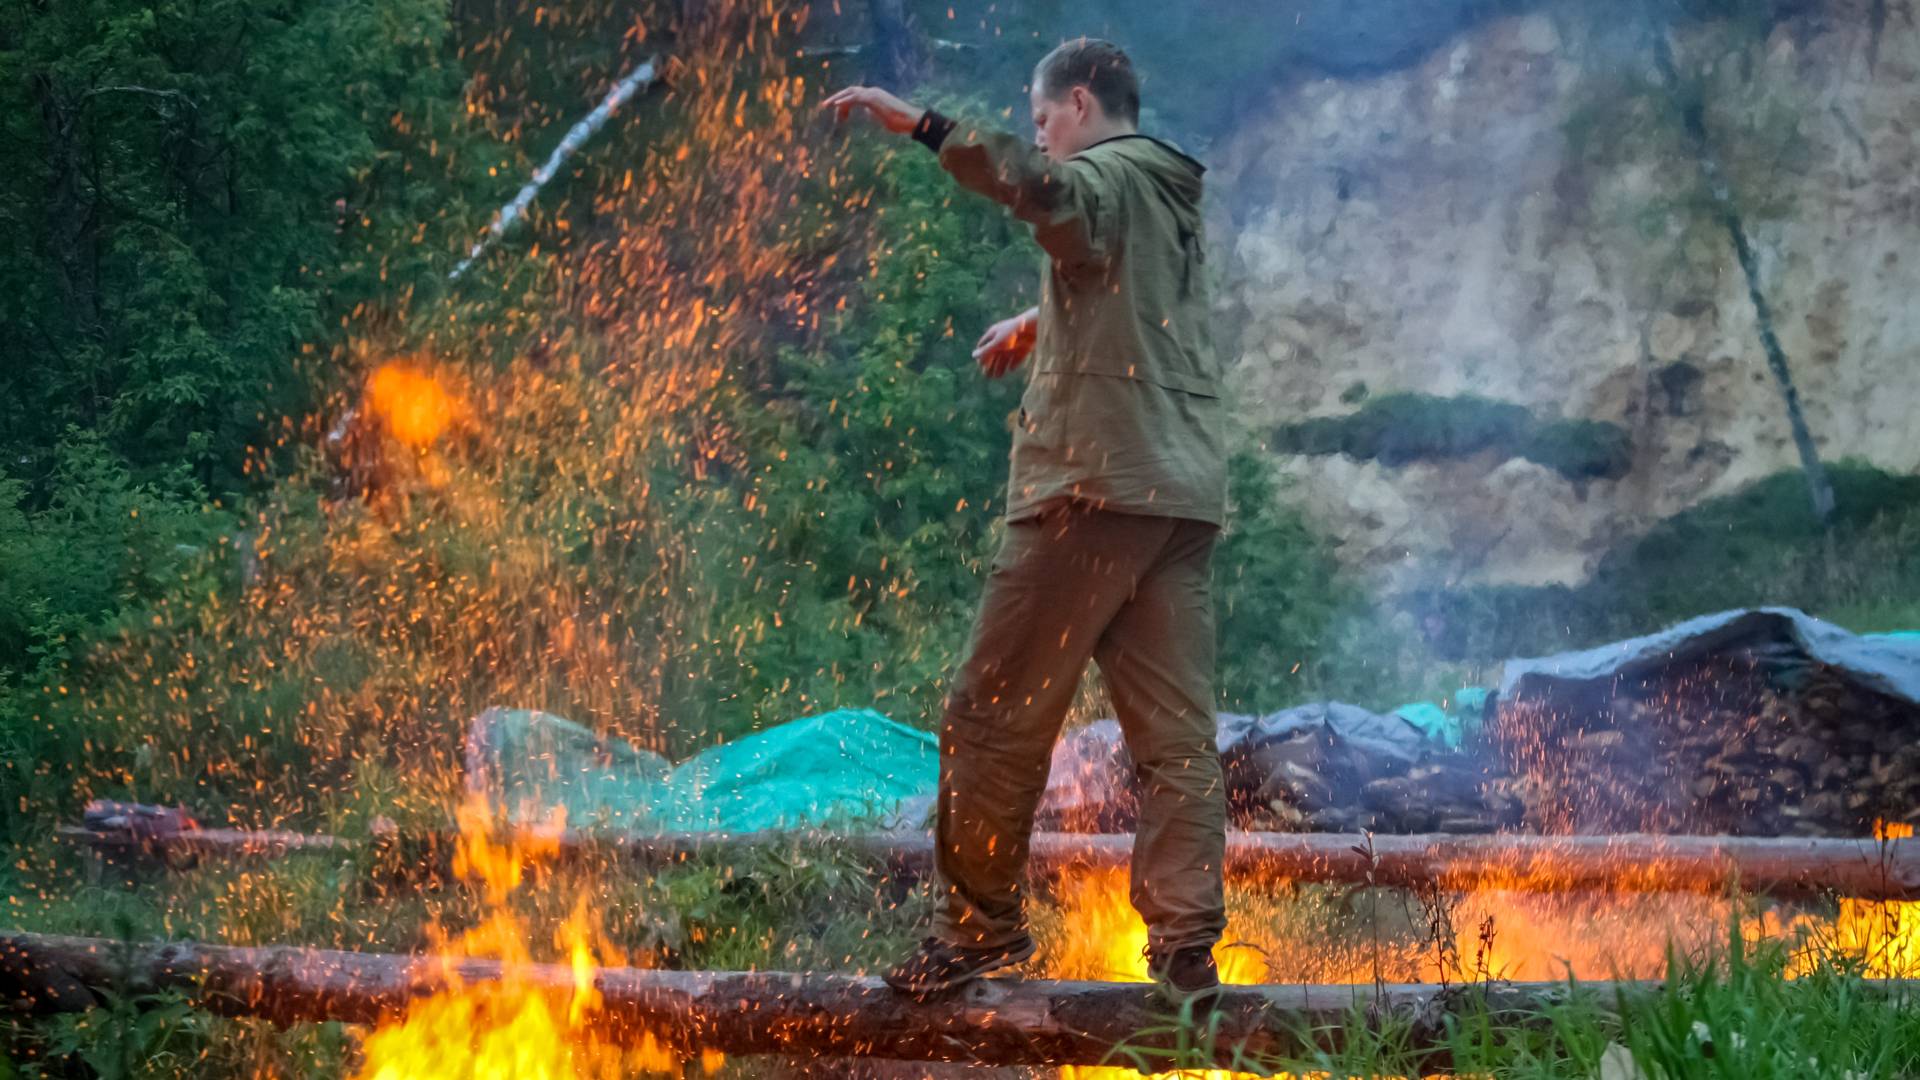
1272;392;1631;480
1523;417;1635;480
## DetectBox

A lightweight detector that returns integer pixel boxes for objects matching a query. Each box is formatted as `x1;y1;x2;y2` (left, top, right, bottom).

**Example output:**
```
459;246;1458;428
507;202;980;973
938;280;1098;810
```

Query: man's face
1030;79;1096;162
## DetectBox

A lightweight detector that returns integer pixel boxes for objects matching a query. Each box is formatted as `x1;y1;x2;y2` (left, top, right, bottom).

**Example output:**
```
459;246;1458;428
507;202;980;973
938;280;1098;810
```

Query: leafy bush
0;0;483;497
1522;417;1635;480
0;432;233;843
1214;452;1390;711
1272;392;1632;480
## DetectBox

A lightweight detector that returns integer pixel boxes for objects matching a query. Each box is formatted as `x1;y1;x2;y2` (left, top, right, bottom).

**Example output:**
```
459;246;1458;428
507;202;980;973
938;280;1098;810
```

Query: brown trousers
931;503;1228;954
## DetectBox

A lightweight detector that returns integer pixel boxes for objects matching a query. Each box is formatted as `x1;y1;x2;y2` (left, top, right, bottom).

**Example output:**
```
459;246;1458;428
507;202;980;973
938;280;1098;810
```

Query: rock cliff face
1212;0;1919;589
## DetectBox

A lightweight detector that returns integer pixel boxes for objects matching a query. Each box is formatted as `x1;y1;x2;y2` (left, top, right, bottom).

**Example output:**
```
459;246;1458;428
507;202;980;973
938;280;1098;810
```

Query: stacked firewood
1038;708;1527;836
1490;643;1920;837
1233;765;1528;836
1219;705;1525;835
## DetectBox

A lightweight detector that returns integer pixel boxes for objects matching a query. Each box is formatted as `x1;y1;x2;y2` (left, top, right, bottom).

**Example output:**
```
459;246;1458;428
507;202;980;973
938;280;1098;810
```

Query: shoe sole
883;936;1039;996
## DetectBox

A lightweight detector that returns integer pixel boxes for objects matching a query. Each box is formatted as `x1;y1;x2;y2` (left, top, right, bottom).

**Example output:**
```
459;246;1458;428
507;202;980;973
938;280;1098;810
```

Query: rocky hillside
1212;0;1918;589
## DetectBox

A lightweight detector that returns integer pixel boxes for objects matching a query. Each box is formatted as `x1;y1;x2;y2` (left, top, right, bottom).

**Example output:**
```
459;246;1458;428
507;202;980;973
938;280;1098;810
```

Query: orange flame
1044;869;1283;1080
352;797;716;1079
1784;897;1920;980
367;362;460;449
1039;858;1920;1079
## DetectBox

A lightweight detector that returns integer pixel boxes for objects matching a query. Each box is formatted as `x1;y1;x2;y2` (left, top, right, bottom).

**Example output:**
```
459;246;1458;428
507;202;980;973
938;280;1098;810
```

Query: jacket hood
1074;134;1205;203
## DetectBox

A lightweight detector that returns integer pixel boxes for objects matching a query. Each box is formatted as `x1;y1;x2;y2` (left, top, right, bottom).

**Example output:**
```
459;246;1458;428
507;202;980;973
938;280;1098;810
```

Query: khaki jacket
935;122;1226;526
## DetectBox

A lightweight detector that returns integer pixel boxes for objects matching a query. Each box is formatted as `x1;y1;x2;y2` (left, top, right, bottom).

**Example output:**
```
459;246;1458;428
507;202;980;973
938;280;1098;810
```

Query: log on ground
0;931;1755;1070
450;828;1920;901
59;822;1920;900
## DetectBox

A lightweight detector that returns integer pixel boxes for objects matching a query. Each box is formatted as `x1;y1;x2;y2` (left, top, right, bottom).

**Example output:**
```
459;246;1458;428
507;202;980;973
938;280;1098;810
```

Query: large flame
1044;869;1281;1080
351;798;718;1079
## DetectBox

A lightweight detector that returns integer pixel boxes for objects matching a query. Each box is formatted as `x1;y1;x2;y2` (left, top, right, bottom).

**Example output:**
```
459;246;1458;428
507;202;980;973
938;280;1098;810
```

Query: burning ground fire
322;793;1920;1078
352;798;720;1079
1033;861;1920;1079
1039;862;1920;987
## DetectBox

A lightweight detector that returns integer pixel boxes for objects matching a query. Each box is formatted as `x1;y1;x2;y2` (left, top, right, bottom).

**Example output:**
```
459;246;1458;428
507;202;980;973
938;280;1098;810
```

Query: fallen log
62;819;1920;900
15;931;1879;1070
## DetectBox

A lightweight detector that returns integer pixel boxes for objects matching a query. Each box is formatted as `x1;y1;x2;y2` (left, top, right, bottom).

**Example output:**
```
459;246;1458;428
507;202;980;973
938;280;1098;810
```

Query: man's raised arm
822;87;1114;270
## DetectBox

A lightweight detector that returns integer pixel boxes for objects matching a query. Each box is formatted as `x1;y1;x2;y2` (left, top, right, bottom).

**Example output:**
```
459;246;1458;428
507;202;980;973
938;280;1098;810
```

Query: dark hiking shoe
1145;944;1222;1011
881;934;1038;996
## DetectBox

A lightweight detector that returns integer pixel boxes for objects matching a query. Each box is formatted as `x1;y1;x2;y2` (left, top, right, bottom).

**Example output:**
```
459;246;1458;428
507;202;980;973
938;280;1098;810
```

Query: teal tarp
465;707;938;833
1390;686;1491;750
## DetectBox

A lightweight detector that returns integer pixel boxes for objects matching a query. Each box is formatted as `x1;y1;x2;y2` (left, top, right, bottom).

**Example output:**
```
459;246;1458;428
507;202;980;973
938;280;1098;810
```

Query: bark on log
62;822;1920;901
5;931;1839;1070
593;830;1920;900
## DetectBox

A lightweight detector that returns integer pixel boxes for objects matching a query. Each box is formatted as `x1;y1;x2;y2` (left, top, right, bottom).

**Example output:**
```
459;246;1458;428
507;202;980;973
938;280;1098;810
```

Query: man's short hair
1035;38;1140;126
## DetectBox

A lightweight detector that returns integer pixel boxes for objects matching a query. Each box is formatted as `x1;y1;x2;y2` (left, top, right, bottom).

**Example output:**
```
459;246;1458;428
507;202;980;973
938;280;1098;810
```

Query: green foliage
1572;926;1920;1079
649;841;915;971
0;0;497;839
1272;392;1633;481
37;987;206;1080
0;432;233;843
1409;462;1920;660
0;430;225;666
1275;392;1534;465
1522;418;1636;481
0;0;484;495
1213;452;1374;711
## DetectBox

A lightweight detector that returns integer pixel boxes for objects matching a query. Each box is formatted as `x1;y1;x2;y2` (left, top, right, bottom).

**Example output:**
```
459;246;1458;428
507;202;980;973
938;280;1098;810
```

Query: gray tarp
1500;606;1920;709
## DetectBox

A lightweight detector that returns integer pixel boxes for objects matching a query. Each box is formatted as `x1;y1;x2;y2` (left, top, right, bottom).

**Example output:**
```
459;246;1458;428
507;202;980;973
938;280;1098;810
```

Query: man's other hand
973;312;1036;379
821;86;925;134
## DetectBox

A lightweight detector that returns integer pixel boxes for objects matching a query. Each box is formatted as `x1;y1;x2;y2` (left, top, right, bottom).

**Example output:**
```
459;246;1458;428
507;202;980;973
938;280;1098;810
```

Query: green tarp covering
465;706;938;833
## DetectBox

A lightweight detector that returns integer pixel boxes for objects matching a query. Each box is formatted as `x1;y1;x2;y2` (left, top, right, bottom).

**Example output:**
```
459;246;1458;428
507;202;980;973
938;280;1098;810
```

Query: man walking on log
824;38;1227;1007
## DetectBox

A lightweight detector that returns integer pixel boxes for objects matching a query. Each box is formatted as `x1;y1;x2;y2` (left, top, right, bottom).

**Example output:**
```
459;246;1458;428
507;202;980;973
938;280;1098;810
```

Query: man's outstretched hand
974;310;1037;379
821;86;926;134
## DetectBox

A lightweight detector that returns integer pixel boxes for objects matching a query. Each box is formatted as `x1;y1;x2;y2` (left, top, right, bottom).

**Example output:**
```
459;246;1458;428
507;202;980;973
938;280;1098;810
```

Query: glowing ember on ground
351;798;714;1079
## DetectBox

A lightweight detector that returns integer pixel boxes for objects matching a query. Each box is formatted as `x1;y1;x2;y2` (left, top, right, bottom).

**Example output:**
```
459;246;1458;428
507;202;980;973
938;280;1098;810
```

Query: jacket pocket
1017;378;1070;450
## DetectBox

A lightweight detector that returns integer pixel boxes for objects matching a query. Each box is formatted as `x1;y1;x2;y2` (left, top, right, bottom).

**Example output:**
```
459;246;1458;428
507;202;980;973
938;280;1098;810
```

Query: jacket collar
1072;133;1206;175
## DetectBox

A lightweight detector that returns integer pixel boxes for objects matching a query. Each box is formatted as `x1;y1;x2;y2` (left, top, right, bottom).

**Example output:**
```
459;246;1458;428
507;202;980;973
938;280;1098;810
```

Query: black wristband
911;108;955;153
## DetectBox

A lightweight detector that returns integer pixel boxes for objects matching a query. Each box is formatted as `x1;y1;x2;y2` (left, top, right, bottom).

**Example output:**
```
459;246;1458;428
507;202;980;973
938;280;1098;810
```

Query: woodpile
1222;721;1522;835
1493;645;1920;837
1043;708;1525;836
